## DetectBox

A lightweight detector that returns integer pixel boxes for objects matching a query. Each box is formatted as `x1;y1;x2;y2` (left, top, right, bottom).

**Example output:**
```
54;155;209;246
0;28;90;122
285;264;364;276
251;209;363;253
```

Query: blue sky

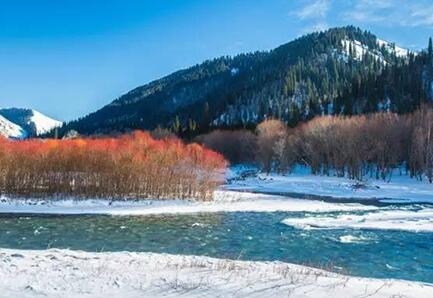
1;0;432;121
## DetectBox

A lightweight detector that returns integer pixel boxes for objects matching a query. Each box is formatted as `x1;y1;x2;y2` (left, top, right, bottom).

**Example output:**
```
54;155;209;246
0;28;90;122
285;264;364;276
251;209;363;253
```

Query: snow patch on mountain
231;68;239;76
340;39;385;64
377;38;410;57
0;108;61;136
0;115;28;139
28;109;62;135
340;38;411;66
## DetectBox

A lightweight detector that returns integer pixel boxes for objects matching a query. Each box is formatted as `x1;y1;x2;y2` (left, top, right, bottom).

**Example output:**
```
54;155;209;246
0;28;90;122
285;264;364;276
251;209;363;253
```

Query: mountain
57;26;433;137
0;115;28;139
0;108;62;137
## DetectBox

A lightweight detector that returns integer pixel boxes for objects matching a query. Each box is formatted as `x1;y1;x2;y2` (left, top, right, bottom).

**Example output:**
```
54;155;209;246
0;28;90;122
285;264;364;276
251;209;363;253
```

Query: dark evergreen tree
428;37;432;61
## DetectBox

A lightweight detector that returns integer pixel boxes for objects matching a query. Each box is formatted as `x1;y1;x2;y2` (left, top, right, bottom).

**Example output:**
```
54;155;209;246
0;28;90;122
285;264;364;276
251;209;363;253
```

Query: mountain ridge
0;115;28;139
53;26;433;137
0;108;61;139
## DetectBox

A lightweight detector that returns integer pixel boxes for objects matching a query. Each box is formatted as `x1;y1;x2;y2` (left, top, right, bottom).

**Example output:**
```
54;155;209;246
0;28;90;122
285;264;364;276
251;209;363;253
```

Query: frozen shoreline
1;165;432;216
226;165;433;204
0;190;375;215
0;248;431;298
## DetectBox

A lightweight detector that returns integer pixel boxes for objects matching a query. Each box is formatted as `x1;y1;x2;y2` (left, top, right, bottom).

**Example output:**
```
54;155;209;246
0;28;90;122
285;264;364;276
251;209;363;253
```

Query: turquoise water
0;210;432;283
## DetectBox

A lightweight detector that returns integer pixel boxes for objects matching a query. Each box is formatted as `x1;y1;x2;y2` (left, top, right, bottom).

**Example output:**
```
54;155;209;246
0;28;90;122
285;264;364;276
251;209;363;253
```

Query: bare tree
410;105;433;182
256;119;288;172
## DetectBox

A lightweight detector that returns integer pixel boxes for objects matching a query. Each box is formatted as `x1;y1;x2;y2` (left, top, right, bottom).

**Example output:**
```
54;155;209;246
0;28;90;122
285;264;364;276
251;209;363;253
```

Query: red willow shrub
0;131;227;201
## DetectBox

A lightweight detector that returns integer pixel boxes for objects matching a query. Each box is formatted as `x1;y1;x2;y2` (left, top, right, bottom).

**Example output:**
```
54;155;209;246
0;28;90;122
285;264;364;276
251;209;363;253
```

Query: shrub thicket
253;106;433;182
0;131;227;200
196;106;433;182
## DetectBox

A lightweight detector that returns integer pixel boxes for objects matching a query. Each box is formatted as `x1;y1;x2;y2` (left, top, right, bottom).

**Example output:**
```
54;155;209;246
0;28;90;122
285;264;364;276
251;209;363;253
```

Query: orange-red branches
0;131;227;201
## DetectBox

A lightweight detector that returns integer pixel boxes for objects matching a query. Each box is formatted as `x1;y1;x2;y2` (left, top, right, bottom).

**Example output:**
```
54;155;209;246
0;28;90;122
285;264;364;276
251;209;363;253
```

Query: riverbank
0;190;376;215
0;248;431;298
2;165;432;214
226;165;433;204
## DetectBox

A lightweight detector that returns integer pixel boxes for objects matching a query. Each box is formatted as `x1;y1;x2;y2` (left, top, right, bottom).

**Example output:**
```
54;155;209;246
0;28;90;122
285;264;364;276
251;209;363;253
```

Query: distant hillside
0;108;61;138
57;26;433;137
0;115;27;139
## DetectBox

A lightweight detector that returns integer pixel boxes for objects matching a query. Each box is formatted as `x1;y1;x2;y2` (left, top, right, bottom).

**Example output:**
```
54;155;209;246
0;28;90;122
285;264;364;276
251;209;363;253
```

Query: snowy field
226;165;433;204
0;248;432;298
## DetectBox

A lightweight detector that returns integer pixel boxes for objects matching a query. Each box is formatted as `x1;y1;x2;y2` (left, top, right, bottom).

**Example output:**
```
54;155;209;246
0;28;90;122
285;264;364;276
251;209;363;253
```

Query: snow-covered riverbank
226;165;433;204
0;248;431;298
0;190;375;215
1;165;432;216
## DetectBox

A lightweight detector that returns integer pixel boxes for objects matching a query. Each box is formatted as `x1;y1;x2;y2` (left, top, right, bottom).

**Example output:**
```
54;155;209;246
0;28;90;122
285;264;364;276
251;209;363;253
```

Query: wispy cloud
301;22;329;34
292;0;432;39
355;0;393;9
408;5;433;27
346;11;384;23
292;0;330;35
296;0;330;20
342;0;433;28
342;0;389;23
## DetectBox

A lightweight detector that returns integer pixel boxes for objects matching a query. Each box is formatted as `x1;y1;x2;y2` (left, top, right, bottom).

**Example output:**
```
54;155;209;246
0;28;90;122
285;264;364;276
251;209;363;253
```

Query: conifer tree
428;37;432;61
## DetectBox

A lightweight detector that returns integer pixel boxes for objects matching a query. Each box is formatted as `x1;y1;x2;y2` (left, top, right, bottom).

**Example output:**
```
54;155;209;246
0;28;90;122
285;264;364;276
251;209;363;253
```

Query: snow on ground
226;165;433;204
282;208;433;232
0;248;431;298
0;191;375;215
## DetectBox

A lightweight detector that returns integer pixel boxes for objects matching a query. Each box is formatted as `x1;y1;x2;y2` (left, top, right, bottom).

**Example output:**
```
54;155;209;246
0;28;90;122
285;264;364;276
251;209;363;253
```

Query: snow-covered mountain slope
0;115;28;139
0;108;61;136
57;26;430;135
340;38;411;65
341;38;384;62
377;38;410;57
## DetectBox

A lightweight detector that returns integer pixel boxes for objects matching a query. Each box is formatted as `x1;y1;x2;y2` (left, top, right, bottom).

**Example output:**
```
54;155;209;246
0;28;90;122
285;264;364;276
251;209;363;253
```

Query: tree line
0;131;226;200
196;105;433;182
